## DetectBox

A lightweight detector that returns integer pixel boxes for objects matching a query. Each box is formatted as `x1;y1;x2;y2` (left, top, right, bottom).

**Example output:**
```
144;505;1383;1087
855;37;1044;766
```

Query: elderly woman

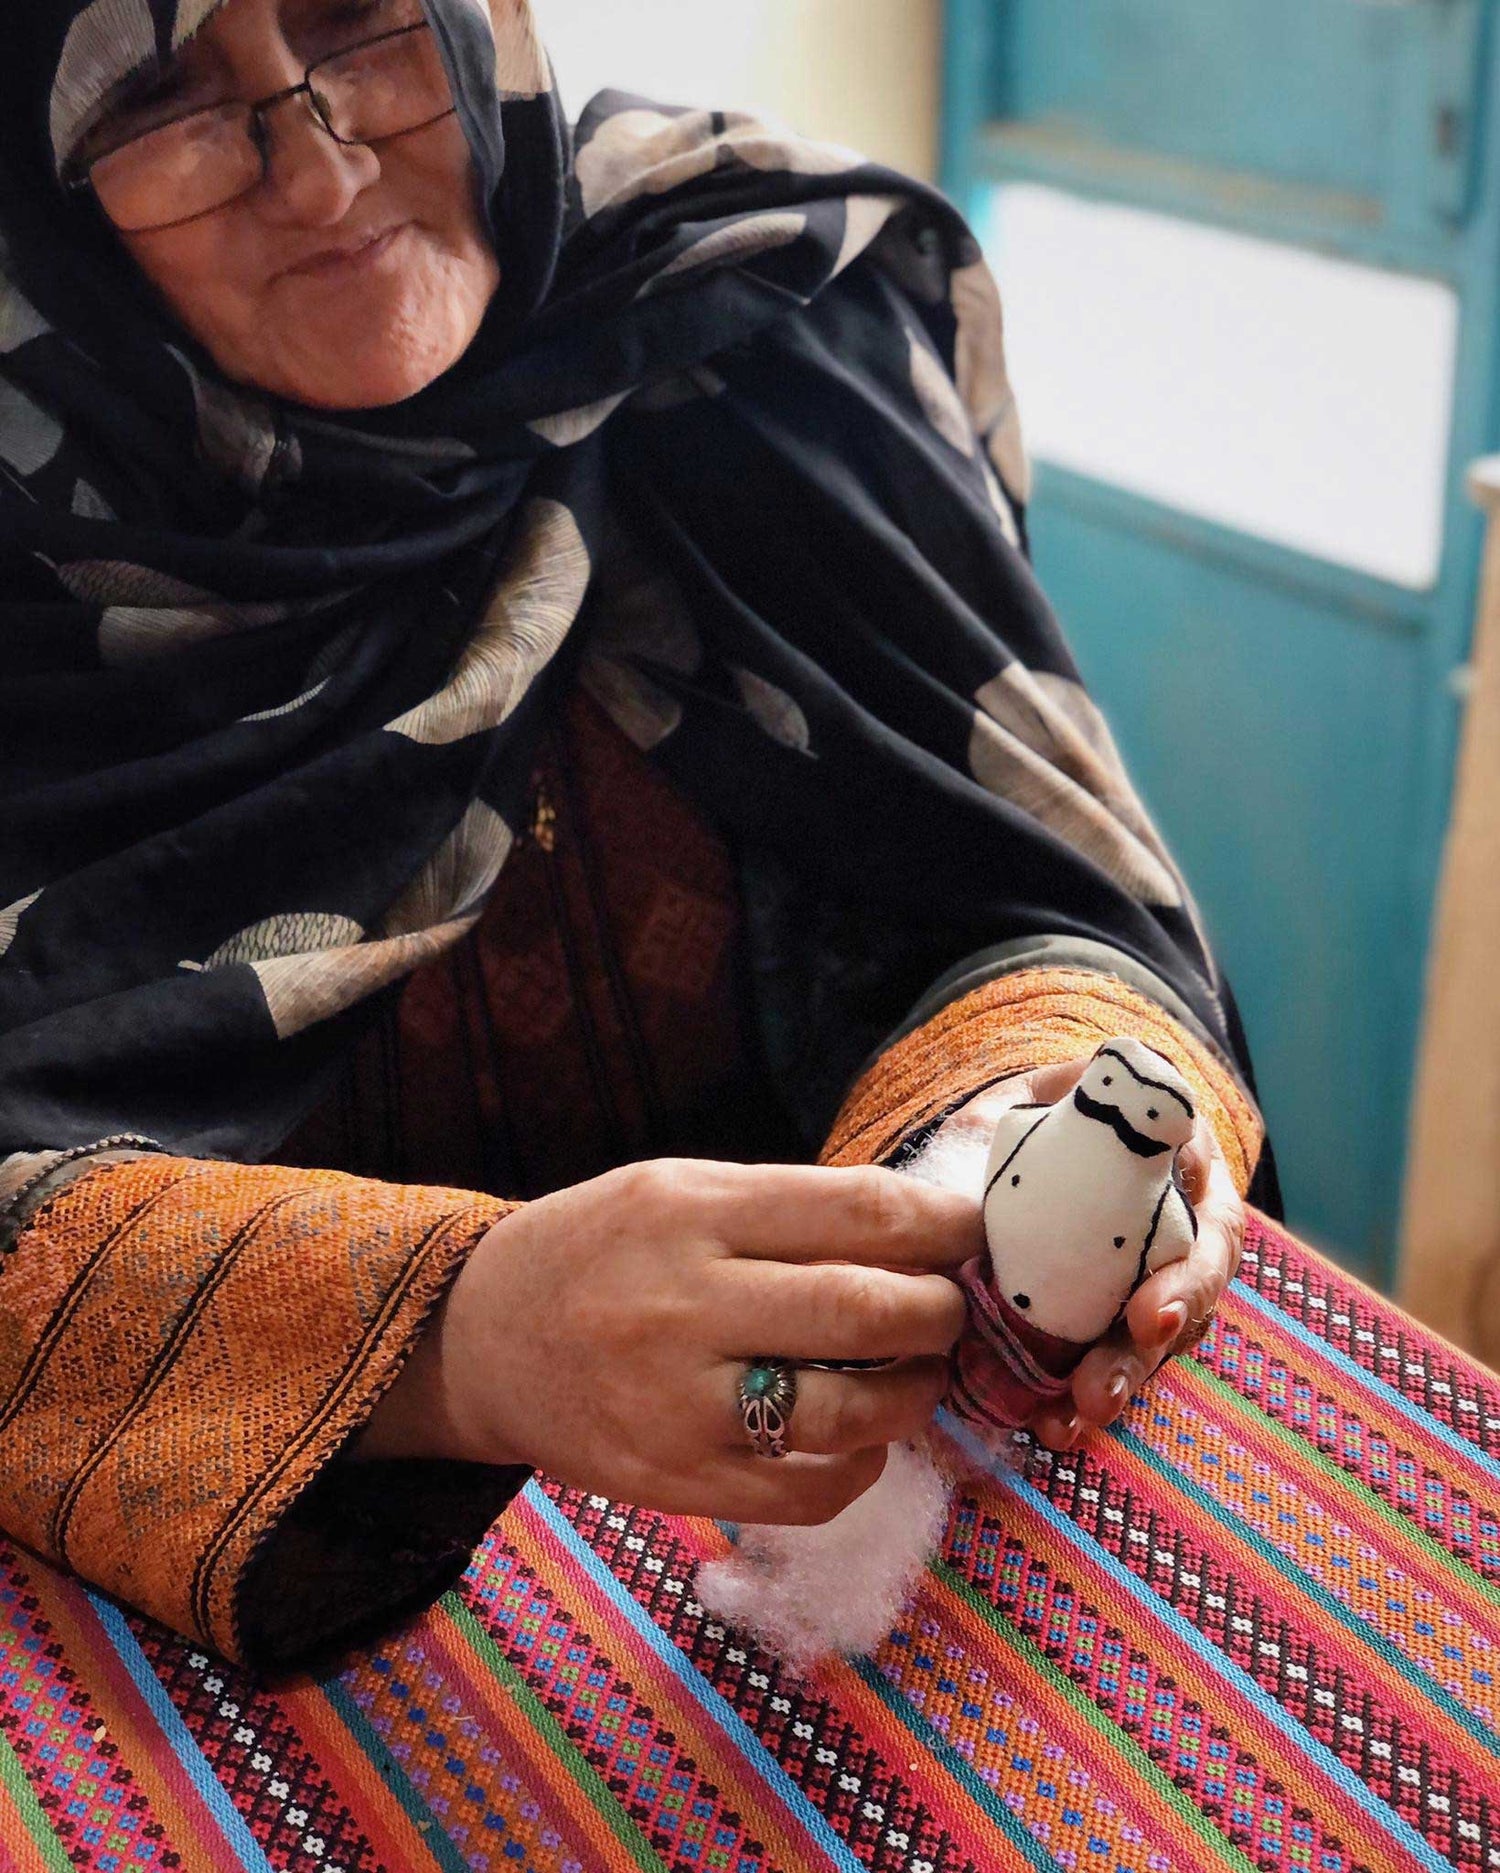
0;0;1272;1672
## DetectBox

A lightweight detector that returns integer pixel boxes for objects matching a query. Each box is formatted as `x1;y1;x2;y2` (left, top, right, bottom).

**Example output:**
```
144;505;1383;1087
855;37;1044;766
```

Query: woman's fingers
448;1156;970;1508
707;1162;986;1273
724;1358;949;1456
1173;1130;1213;1207
718;1446;892;1527
1025;1058;1093;1106
939;1059;1092;1145
589;1448;894;1529
1123;1144;1243;1359
1030;1401;1083;1451
711;1258;968;1361
1058;1125;1246;1434
1069;1334;1148;1430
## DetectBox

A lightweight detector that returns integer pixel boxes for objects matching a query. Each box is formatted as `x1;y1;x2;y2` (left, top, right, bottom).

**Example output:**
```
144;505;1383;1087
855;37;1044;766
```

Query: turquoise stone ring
739;1360;798;1459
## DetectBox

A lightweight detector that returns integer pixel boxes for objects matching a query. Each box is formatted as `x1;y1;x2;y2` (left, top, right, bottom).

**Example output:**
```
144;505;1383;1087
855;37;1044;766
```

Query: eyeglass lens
87;23;454;234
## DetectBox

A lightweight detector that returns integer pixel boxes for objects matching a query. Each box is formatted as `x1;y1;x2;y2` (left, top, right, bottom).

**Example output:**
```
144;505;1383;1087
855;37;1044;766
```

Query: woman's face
89;0;501;409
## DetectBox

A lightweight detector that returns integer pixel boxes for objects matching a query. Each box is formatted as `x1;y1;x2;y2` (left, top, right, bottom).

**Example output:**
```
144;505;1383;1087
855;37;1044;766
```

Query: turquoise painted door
941;0;1500;1285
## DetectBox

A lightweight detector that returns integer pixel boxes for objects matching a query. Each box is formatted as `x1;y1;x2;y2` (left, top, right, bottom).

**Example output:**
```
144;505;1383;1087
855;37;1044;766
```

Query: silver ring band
739;1360;798;1460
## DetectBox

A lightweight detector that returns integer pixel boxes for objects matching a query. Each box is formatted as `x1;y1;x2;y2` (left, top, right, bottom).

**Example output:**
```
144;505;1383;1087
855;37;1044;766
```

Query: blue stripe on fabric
1114;1423;1500;1759
525;1484;868;1873
853;1655;1062;1871
320;1675;478;1873
87;1592;276;1873
1231;1281;1500;1485
938;1413;1455;1873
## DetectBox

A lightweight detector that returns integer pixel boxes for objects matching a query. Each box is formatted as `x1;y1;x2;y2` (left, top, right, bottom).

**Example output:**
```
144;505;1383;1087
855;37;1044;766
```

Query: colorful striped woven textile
0;1212;1495;1873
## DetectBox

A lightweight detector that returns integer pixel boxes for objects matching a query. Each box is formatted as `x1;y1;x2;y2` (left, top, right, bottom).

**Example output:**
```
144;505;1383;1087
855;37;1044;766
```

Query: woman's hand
357;1159;984;1526
929;1056;1247;1451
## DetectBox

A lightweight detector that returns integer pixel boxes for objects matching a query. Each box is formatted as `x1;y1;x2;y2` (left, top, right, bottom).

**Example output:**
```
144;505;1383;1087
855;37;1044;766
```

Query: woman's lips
278;222;411;280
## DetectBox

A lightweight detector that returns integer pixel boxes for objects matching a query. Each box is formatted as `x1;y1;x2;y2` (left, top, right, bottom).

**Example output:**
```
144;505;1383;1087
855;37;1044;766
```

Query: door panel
984;183;1460;588
1030;476;1427;1273
944;0;1500;1284
999;0;1486;224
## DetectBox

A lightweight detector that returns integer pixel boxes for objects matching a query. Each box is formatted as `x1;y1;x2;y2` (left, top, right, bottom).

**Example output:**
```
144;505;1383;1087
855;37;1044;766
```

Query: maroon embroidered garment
284;684;805;1197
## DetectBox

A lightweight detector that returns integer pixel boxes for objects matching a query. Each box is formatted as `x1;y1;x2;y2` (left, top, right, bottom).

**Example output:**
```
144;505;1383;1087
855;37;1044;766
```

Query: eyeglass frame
63;19;458;234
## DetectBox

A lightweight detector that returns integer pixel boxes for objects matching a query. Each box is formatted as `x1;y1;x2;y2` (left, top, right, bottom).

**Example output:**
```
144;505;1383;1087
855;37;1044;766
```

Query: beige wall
537;0;941;181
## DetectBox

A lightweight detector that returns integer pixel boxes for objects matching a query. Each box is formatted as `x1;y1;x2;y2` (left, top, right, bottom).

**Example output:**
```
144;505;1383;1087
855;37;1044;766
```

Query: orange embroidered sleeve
0;1154;524;1670
819;966;1265;1194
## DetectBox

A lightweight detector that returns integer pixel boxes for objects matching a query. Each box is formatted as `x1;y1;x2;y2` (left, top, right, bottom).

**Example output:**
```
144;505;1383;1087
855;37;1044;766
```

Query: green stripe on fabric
0;1725;73;1872
852;1654;1063;1872
1116;1423;1500;1760
930;1558;1260;1873
319;1678;472;1873
1185;1356;1500;1611
444;1594;671;1873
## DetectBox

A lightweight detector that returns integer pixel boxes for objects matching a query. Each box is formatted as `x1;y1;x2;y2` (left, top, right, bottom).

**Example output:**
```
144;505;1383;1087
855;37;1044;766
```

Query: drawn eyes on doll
1148;1108;1159;1120
1102;1076;1113;1086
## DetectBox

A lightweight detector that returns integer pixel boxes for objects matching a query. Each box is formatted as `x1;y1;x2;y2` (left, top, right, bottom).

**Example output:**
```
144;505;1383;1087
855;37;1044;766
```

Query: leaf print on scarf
47;0;155;170
908;327;977;460
385;499;590;745
51;560;290;664
71;480;113;519
195;911;481;1048
833;194;901;280
716;111;865;179
383;800;514;936
971;665;1185;907
0;894;41;964
979;457;1022;550
200;913;367;972
580;532;703;754
0;379;63;478
490;0;550;99
950;258;1031;506
574;108;724;221
0;284;49;355
168;348;287;494
575;104;865;226
529;392;633;449
630;366;727;414
732;667;814;756
639;213;809;300
251;922;472;1042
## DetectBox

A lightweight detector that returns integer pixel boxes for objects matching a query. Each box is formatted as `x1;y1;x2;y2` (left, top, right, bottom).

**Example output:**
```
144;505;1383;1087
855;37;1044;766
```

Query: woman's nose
256;94;382;226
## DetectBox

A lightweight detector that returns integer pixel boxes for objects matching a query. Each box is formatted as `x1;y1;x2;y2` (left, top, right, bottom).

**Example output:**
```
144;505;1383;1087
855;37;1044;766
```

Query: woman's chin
225;337;470;412
191;243;503;411
293;365;452;411
216;295;492;409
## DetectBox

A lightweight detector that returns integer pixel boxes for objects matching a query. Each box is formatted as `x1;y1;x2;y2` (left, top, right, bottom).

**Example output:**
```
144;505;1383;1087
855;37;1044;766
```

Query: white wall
535;0;940;181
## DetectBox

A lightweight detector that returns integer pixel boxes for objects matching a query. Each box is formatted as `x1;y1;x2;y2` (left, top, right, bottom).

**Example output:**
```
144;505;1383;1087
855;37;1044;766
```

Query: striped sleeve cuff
819;966;1265;1196
0;1154;520;1668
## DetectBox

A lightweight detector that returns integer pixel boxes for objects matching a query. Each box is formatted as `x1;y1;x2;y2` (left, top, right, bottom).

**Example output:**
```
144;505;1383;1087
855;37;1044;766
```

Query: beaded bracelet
0;1135;164;1258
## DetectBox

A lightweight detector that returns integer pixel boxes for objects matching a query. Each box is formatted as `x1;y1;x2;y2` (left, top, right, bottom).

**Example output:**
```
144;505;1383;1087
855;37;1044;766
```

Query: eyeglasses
69;21;457;234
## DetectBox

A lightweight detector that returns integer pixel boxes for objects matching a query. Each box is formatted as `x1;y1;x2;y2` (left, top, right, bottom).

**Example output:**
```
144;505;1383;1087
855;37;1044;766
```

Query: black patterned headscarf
0;0;1269;1186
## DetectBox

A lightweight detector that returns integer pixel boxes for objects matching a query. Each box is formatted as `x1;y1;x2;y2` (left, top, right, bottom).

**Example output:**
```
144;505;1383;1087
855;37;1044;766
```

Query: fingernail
1156;1301;1189;1345
1106;1372;1131;1406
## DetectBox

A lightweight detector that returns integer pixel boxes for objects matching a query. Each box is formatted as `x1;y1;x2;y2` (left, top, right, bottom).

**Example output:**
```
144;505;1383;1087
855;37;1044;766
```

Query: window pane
983;184;1459;590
